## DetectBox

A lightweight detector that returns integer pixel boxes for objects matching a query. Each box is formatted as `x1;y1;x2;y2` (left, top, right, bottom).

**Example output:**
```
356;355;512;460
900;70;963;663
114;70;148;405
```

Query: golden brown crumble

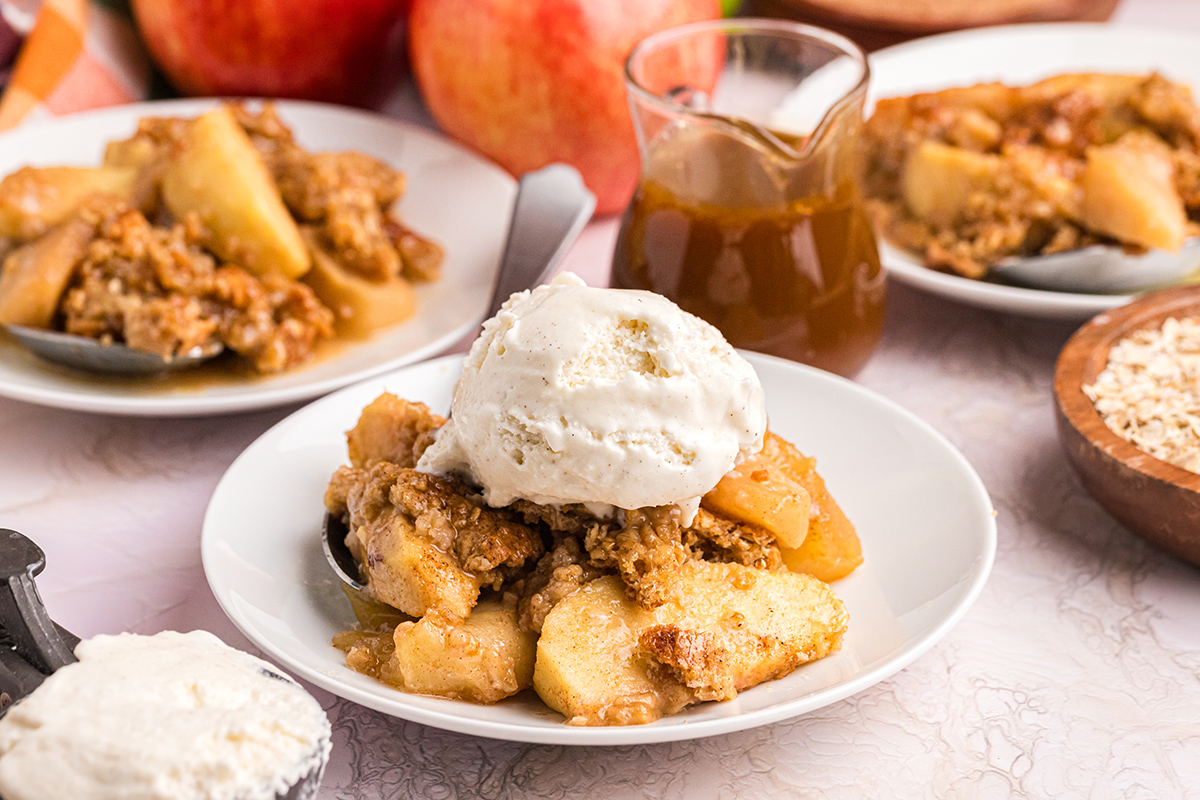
505;536;605;633
236;103;443;285
346;393;446;470
324;394;855;723
862;73;1200;278
0;101;444;375
61;206;333;372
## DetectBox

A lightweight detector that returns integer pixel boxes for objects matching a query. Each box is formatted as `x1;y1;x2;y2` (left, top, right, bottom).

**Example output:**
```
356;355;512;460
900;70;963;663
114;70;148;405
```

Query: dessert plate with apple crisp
0;99;515;416
202;352;997;745
869;24;1200;319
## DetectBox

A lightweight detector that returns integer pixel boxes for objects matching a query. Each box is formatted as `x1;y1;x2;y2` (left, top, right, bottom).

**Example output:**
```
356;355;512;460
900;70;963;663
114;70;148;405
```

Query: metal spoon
990;238;1200;294
485;162;596;317
4;325;224;375
321;162;596;591
322;513;365;592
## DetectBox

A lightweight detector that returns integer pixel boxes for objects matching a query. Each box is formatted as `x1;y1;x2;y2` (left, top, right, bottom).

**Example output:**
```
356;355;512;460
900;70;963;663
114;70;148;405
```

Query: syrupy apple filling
325;393;862;726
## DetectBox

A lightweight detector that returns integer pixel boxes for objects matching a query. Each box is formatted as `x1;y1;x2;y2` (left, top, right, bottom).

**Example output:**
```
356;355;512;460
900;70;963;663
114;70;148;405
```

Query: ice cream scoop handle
0;529;78;674
487;163;596;319
0;635;48;713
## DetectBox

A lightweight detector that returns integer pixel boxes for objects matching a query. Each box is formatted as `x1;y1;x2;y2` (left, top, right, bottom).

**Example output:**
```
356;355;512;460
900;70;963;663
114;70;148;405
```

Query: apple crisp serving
0;102;443;373
862;73;1200;279
325;394;859;725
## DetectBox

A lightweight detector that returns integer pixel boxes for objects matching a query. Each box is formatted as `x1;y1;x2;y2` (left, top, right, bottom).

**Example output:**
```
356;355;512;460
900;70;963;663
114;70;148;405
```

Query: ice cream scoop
0;529;331;800
417;273;767;522
0;630;331;800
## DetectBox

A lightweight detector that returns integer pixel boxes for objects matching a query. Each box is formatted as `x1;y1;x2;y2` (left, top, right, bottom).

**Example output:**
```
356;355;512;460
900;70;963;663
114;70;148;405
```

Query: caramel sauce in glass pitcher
611;21;885;377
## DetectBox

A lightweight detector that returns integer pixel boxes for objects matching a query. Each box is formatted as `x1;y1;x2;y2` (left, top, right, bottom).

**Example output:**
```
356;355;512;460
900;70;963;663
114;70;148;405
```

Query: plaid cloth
0;0;149;130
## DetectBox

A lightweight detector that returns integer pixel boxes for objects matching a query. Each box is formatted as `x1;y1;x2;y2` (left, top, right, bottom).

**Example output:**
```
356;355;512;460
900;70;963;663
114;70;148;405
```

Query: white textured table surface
4;5;1200;798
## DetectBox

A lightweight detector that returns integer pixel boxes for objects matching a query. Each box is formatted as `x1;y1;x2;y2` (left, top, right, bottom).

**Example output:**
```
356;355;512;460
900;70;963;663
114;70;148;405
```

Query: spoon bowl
5;325;223;375
321;513;365;592
992;238;1200;294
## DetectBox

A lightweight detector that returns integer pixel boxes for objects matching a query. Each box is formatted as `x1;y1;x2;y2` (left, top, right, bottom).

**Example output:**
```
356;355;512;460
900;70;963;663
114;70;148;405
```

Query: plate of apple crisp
0;99;515;415
865;24;1200;319
202;277;996;744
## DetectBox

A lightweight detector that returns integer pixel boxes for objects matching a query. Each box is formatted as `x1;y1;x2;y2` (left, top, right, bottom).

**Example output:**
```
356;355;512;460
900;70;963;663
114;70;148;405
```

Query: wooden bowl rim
767;0;1122;34
1054;284;1200;494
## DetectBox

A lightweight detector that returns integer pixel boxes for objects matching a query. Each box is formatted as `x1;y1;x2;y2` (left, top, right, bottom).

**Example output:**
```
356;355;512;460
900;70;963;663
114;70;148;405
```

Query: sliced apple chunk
533;562;848;726
532;575;693;726
301;229;416;337
0;216;96;327
161;106;309;278
391;601;536;703
703;456;810;548
1081;133;1187;251
0;166;135;240
901;140;1000;228
354;514;482;622
761;432;863;583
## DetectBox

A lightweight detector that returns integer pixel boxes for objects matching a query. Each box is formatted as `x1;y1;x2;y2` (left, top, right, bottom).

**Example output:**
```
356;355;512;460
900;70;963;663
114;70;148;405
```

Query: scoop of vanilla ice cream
0;631;331;800
417;273;766;522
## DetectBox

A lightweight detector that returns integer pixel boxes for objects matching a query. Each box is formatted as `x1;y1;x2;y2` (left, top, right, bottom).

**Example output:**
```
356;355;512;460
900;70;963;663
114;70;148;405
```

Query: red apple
131;0;411;107
409;0;721;215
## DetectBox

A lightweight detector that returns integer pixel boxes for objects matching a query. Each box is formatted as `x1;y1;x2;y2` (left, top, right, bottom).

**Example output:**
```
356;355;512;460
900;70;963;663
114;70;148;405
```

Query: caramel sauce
611;128;886;377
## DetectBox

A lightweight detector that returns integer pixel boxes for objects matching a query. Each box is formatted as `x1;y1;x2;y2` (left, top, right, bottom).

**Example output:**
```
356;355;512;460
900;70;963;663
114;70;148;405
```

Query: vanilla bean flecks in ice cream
417;273;767;522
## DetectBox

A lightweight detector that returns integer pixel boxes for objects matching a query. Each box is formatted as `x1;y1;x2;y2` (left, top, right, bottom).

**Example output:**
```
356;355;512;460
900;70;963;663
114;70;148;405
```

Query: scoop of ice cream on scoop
0;630;330;800
417;273;766;521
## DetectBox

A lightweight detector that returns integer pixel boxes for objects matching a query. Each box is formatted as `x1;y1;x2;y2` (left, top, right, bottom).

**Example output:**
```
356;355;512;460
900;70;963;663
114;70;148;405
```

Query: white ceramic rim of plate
881;243;1132;318
0;98;515;416
202;352;998;745
867;22;1200;318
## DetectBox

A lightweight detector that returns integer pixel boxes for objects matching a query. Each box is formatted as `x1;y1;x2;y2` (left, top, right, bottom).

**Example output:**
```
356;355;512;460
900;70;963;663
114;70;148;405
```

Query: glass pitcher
611;20;885;377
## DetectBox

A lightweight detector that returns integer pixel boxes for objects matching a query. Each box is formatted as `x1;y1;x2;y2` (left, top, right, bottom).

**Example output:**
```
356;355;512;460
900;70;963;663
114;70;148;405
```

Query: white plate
868;23;1200;319
0;99;515;415
880;242;1131;319
202;352;997;745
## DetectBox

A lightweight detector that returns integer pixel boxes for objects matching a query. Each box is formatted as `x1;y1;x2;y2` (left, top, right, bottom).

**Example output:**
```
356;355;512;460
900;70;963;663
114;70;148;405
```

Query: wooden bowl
1054;285;1200;566
746;0;1122;51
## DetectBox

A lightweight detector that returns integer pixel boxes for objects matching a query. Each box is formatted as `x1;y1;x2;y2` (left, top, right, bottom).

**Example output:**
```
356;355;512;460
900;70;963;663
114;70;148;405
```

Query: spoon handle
487;163;596;319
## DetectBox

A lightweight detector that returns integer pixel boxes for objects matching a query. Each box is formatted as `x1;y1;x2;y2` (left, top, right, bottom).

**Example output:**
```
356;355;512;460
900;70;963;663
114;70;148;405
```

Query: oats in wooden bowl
1055;286;1200;565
